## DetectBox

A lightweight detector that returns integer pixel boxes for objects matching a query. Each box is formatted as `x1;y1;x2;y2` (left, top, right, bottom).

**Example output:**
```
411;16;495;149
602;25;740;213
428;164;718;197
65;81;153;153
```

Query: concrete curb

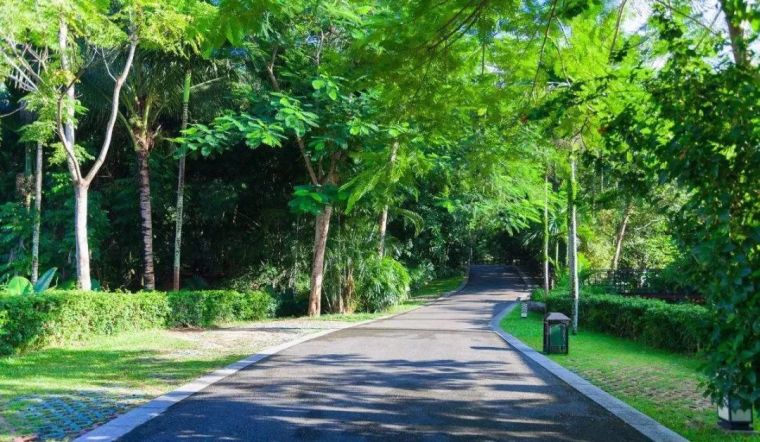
490;305;688;442
75;271;471;442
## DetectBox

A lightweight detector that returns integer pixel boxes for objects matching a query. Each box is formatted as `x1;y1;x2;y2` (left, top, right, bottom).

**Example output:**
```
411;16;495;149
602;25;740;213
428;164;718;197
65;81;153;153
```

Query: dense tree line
0;0;757;409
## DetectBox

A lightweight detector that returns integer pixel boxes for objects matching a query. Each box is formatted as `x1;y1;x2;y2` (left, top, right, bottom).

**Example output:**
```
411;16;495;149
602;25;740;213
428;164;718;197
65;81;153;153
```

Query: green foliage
546;291;708;353
34;267;57;293
166;290;276;327
0;289;275;355
5;276;33;296
356;256;410;312
288;184;341;215
3;267;57;295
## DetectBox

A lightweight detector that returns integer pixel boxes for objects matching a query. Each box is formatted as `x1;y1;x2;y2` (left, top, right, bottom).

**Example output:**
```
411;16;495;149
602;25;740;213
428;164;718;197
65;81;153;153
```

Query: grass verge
0;319;345;441
501;308;759;442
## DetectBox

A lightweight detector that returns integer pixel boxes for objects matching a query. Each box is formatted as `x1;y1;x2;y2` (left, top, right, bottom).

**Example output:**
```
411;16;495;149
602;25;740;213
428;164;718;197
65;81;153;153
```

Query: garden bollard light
543;312;570;354
717;396;753;431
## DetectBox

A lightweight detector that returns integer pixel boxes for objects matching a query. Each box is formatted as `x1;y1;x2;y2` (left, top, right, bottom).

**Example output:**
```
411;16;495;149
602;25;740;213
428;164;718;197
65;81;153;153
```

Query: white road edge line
75;270;471;442
491;286;688;442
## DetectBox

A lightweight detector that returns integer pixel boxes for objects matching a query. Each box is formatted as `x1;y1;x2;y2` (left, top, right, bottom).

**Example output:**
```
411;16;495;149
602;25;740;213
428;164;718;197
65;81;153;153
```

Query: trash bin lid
545;312;570;322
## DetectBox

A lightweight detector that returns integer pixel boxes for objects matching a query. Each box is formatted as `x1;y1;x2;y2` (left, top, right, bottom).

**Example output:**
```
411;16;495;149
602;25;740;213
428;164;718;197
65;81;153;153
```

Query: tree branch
84;36;137;184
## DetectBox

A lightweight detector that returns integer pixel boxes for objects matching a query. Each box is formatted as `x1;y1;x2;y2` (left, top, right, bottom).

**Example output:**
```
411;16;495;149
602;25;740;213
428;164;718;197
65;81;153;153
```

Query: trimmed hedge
0;289;275;355
546;292;709;353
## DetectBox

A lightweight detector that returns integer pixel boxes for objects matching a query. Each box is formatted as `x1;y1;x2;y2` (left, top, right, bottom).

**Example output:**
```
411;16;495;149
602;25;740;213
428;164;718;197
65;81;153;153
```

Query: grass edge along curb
491;303;688;442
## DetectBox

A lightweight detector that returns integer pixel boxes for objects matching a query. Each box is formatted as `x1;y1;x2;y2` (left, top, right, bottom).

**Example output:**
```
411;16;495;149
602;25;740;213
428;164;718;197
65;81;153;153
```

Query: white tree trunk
568;153;579;334
611;202;632;271
31;142;43;284
74;184;91;290
378;206;389;257
543;171;550;299
377;142;398;257
57;19;136;291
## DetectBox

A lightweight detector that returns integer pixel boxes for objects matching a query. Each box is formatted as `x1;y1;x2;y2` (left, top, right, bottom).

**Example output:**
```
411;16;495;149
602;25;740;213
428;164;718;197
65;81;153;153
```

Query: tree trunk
74;183;91;291
58;20;136;291
31;142;43;284
611;201;632;271
136;148;155;290
543;170;550;299
173;69;191;291
377;142;398;257
378;206;389;257
553;240;559;288
568;152;580;334
308;205;333;316
719;0;749;67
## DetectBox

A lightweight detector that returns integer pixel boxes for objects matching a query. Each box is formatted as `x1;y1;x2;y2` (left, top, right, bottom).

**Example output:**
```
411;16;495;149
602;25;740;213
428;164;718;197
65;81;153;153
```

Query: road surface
120;265;648;441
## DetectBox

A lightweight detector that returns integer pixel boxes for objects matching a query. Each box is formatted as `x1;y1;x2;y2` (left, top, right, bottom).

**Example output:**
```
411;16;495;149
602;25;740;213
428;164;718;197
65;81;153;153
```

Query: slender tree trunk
543;171;550;299
74;183;91;290
377;142;398;257
136;148;155;290
719;0;749;67
553;240;559;289
568;152;580;334
611;201;632;271
57;21;136;291
31;142;43;284
308;205;333;316
173;69;191;291
378;207;389;257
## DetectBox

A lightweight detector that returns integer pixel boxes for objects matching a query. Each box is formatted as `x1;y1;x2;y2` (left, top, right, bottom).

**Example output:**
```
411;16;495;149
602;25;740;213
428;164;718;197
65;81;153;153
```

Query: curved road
121;265;648;441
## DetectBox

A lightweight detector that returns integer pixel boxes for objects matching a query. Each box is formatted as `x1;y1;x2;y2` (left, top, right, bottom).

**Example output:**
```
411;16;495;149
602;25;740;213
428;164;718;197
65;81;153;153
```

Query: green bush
546;291;708;353
356;257;411;312
167;290;276;327
0;289;275;355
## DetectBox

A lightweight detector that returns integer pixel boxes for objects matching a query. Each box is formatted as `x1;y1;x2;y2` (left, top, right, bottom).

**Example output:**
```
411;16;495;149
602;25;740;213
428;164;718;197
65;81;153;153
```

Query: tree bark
31;142;42;284
136;148;155;290
543;170;550;299
719;0;749;67
308;205;333;316
74;183;91;290
57;20;136;291
173;69;191;291
568;152;580;334
377;142;399;257
378;207;389;257
611;201;632;271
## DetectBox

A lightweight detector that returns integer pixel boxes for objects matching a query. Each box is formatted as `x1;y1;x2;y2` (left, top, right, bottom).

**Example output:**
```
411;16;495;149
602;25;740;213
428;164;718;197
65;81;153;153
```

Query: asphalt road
120;265;649;441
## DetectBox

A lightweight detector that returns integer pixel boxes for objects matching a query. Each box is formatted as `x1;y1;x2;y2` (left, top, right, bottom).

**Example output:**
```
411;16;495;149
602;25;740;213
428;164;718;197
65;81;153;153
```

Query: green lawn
501;308;759;442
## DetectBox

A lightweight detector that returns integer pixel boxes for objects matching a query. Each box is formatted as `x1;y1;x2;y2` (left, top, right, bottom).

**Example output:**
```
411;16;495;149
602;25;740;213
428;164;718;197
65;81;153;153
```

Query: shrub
409;261;435;290
546;291;708;353
0;289;275;355
167;290;276;327
356;257;411;312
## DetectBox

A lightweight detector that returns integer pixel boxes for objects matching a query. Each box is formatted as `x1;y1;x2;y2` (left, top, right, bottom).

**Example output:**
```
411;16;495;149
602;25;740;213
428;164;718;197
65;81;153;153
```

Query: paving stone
3;389;151;441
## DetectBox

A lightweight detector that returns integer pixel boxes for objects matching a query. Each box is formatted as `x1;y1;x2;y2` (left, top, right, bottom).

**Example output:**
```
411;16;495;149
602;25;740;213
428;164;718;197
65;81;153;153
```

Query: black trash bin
543;312;570;354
